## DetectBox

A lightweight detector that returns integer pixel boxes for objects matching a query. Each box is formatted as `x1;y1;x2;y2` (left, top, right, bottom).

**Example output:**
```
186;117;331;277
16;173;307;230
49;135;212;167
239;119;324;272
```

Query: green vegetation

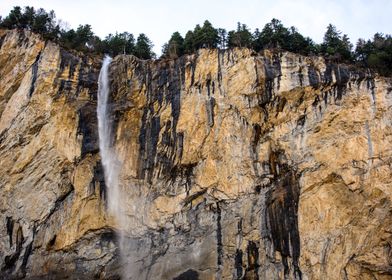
0;6;155;59
1;6;392;76
0;6;59;40
355;33;392;76
320;24;353;62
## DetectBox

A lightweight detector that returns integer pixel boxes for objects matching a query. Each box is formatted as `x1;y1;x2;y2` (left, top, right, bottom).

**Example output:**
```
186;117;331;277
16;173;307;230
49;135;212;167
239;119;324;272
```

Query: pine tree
227;22;252;48
217;28;227;49
1;6;23;29
201;20;219;48
135;33;155;59
321;24;353;61
193;24;203;50
183;30;195;54
162;31;184;58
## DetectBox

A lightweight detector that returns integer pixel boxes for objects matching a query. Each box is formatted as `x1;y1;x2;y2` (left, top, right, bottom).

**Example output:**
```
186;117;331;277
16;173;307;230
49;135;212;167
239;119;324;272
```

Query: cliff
0;29;391;280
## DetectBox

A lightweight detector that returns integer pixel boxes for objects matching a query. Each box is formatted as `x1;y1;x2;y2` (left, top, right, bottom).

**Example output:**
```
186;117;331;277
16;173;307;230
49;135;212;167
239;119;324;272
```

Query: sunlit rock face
0;29;392;280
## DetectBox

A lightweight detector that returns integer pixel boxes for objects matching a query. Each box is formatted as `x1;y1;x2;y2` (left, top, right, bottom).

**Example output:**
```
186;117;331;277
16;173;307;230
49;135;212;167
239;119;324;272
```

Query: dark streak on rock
21;241;33;273
235;249;243;279
251;124;262;178
258;55;281;108
6;217;14;247
216;202;223;267
173;269;199;280
90;160;107;202
16;226;24;252
168;162;197;195
59;50;79;79
312;95;320;107
0;33;5;49
308;65;320;88
190;54;198;87
367;77;376;104
323;91;329;105
46;234;57;249
136;58;186;184
276;97;287;116
2;225;24;272
266;150;302;279
298;67;304;87
206;76;211;97
77;103;99;156
184;189;207;206
217;49;224;87
138;109;160;183
297;115;306;128
2;251;21;272
77;57;99;98
29;51;41;97
245;241;260;280
206;97;215;127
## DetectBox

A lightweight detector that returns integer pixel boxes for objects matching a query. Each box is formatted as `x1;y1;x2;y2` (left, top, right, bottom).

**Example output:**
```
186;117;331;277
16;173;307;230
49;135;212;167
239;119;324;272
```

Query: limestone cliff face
0;29;391;280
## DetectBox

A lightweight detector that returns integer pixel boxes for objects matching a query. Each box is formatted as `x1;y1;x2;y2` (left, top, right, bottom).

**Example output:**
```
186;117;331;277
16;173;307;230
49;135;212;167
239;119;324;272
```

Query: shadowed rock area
1;29;392;279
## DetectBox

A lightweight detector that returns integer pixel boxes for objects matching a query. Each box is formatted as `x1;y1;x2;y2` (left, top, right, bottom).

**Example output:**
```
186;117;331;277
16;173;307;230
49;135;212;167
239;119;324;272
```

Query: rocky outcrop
0;29;392;279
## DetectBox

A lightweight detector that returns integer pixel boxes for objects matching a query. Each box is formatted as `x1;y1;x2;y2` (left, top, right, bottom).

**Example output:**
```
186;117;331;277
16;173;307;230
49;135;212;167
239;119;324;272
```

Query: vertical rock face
0;29;392;279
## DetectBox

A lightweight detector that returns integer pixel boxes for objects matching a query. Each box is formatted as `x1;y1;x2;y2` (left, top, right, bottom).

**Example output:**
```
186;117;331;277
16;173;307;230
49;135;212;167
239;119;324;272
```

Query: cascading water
97;56;144;279
97;55;122;216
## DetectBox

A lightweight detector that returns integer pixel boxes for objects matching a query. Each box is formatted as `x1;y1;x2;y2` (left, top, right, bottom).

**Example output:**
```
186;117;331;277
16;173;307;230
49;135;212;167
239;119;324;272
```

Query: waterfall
97;55;122;217
97;56;140;279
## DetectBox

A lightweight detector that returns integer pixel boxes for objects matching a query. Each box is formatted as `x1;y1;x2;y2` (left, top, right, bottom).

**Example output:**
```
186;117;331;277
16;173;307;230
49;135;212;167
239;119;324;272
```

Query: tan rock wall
0;29;391;279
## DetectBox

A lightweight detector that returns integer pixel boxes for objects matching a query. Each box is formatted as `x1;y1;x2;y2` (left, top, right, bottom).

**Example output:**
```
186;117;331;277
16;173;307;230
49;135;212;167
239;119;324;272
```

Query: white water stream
97;56;145;279
97;55;122;217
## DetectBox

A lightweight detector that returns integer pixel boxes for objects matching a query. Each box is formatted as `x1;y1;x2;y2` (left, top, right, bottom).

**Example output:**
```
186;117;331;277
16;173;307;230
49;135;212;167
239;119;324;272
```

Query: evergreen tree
134;33;155;59
252;28;262;51
355;38;373;63
60;24;94;51
3;5;392;77
287;26;317;55
100;32;135;56
217;28;227;49
227;22;252;48
162;31;184;58
200;20;219;48
20;6;35;29
183;30;195;54
355;33;392;76
256;18;290;49
1;6;60;41
0;6;23;29
32;9;59;40
193;24;203;50
321;24;353;61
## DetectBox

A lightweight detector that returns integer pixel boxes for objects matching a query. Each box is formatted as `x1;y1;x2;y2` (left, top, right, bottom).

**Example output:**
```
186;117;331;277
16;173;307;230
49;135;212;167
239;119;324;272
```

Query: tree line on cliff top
1;6;391;76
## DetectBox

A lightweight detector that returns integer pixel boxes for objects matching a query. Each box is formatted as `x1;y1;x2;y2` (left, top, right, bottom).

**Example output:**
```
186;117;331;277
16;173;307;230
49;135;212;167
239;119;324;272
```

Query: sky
1;0;391;55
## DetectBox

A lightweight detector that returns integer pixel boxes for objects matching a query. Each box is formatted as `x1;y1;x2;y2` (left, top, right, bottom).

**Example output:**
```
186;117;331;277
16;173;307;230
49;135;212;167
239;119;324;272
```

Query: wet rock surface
0;29;392;279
